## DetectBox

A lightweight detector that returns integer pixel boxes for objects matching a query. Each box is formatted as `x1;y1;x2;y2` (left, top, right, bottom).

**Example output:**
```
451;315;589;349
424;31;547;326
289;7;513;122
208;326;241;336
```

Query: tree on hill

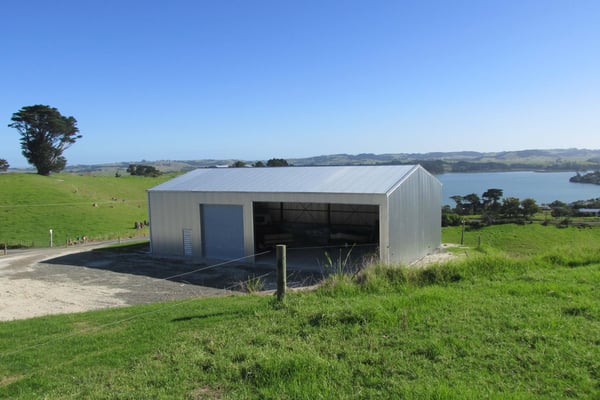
229;161;246;168
501;197;521;218
520;198;539;220
482;188;503;210
8;105;82;175
549;200;572;217
267;158;289;167
449;195;464;214
127;164;162;177
0;159;8;171
463;193;481;215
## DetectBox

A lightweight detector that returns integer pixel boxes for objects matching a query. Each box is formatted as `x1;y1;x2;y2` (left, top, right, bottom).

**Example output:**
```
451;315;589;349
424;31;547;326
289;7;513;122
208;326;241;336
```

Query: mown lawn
1;233;598;398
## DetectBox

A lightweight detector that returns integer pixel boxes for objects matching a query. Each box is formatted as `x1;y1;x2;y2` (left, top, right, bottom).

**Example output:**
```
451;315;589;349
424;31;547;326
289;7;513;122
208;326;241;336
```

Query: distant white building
147;165;441;265
578;208;600;216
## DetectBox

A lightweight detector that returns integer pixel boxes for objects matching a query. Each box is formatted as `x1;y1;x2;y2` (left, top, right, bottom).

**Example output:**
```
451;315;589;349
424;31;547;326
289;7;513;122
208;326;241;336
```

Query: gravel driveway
0;241;323;321
0;241;453;321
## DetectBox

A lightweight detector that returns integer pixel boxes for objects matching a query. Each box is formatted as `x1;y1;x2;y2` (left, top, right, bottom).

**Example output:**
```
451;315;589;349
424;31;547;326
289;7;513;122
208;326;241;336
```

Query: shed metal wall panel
148;191;204;257
387;167;441;264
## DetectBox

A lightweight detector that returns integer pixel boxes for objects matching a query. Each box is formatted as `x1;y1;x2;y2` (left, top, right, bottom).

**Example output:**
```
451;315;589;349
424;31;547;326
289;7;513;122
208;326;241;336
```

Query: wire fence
0;239;35;250
0;241;376;359
0;231;150;253
0;248;273;358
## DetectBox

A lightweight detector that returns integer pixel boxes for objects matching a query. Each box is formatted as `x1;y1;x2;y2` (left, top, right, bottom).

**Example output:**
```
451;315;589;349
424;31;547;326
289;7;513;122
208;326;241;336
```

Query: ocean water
437;171;600;205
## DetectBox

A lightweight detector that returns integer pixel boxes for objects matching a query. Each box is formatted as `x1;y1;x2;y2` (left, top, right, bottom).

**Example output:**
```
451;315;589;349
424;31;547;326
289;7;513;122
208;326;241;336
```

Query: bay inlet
437;171;600;206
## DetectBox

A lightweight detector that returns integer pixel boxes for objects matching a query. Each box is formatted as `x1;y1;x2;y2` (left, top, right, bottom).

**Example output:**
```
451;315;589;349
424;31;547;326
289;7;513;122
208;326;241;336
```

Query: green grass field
443;222;600;257
1;174;599;398
0;172;173;247
1;222;599;398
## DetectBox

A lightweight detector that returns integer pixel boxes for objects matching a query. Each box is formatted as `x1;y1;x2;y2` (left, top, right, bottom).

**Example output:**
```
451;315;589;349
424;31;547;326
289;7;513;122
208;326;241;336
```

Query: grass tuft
240;274;265;294
540;246;600;267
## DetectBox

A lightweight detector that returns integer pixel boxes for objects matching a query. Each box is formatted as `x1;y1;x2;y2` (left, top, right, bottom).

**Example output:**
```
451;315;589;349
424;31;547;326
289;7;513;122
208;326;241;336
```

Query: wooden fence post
276;244;287;301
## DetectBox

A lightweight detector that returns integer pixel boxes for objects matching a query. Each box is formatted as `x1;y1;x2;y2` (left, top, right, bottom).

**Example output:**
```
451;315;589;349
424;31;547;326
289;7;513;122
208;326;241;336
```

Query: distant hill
54;148;600;175
290;148;600;167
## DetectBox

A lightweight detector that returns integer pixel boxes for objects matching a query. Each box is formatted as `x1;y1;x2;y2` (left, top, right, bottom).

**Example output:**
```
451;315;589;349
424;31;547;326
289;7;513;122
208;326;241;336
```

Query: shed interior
253;202;379;251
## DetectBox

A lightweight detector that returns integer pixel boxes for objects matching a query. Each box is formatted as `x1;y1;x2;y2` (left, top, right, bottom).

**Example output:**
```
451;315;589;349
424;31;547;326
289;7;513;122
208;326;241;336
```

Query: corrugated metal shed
148;165;417;194
147;165;441;265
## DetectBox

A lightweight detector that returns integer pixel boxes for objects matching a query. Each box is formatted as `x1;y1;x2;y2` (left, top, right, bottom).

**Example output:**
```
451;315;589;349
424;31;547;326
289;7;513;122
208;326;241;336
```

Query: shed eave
147;189;389;197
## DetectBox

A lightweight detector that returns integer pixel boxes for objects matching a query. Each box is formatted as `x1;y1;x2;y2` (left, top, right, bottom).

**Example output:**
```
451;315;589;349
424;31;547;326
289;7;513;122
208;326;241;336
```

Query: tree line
443;188;600;227
230;158;290;168
442;188;540;226
548;198;600;218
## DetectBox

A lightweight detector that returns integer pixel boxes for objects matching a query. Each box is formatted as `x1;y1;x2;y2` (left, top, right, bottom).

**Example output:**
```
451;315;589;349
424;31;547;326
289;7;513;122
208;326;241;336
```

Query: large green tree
520;198;540;220
0;159;8;171
501;197;521;218
463;193;481;215
8;105;82;175
482;188;503;210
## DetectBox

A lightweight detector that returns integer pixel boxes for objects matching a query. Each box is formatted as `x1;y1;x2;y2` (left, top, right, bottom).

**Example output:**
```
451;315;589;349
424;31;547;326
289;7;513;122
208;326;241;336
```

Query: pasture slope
0;172;174;247
0;223;598;399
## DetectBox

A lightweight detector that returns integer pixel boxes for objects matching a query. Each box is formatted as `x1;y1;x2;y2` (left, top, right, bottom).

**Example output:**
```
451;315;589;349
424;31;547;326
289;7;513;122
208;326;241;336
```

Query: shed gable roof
149;165;420;195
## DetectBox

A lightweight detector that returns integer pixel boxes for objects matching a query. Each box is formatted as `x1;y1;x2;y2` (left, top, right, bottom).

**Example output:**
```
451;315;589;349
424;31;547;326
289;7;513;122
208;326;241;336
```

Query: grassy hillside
443;222;600;257
0;172;174;247
0;224;598;398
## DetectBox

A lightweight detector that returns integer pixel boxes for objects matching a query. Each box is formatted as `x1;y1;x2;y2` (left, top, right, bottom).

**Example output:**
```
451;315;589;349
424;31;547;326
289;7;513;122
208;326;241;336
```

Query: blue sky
1;0;599;167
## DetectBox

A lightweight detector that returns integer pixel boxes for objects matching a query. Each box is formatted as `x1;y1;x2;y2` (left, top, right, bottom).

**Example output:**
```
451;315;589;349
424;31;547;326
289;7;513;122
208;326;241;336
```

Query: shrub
467;220;484;229
127;164;162;177
441;213;462;227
